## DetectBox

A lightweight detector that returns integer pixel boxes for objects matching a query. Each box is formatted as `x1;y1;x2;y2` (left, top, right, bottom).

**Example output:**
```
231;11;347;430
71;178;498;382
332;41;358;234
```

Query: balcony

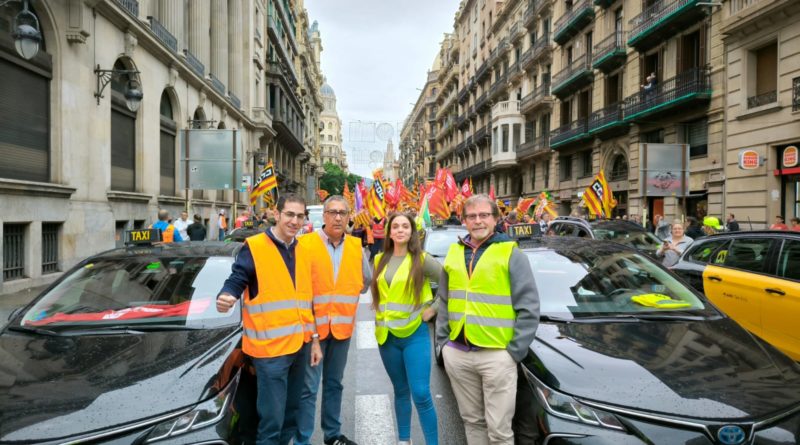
267;14;299;85
274;115;304;155
476;60;491;82
458;87;470;104
492;100;522;120
551;55;593;99
627;0;707;51
521;82;553;114
147;16;177;52
588;102;628;138
517;135;551;160
183;49;205;77
475;92;490;112
457;114;469;130
550;118;590;149
455;141;467;155
592;31;627;73
622;67;711;122
209;73;226;96
524;1;538;28
554;0;595;45
508;61;522;83
594;0;617;7
510;21;525;42
794;77;800;112
489;72;509;100
454;160;488;182
228;91;241;109
489;38;509;64
115;0;139;17
521;34;553;70
535;0;553;17
474;125;489;144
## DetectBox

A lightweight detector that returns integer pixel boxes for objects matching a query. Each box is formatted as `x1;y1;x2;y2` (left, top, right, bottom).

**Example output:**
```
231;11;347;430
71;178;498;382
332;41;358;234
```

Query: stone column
158;0;184;49
187;0;203;57
210;0;228;85
228;0;244;97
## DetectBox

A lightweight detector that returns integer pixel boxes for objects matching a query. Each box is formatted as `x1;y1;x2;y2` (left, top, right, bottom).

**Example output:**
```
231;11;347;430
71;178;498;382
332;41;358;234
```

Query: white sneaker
398;441;412;445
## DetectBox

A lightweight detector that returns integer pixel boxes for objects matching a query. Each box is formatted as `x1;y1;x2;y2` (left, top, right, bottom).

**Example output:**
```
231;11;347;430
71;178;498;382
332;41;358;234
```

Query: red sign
784;146;798;168
738;149;760;170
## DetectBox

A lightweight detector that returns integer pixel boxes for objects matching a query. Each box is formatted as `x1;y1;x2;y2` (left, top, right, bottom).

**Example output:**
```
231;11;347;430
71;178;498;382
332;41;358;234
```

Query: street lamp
94;64;143;112
1;0;42;60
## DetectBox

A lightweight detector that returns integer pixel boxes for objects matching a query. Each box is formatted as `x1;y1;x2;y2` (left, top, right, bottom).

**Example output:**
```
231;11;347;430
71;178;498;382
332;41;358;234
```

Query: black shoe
325;435;358;445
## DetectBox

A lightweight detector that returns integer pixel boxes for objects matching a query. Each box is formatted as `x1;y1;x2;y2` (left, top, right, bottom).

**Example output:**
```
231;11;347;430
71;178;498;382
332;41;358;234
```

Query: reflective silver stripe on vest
448;290;508;305
375;307;424;329
247;300;312;314
448;311;464;321
314;295;360;304
330;315;355;325
386;302;418;312
315;315;330;325
466;315;515;328
449;290;466;300
244;324;303;340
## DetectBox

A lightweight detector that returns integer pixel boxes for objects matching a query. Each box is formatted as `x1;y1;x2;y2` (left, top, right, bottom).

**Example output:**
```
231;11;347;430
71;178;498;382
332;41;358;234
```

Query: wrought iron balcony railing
628;0;704;49
209;73;226;96
746;90;777;109
228;91;241;109
622;67;711;120
552;54;593;97
183;49;205;77
554;0;594;45
588;102;625;134
521;82;552;113
550;117;589;148
517;135;550;159
592;31;626;71
147;16;177;52
115;0;139;17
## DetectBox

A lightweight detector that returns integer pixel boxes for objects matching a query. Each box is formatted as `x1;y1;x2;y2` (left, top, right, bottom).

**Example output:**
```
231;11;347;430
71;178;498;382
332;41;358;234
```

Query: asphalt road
310;291;467;445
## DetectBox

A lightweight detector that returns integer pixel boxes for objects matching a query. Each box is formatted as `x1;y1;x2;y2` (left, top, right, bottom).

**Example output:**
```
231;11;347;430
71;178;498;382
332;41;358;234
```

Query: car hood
0;326;241;443
527;318;800;420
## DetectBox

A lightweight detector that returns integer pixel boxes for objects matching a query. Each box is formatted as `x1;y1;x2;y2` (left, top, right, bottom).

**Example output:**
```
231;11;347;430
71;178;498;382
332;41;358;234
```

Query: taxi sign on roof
243;220;255;228
125;229;162;245
508;223;542;240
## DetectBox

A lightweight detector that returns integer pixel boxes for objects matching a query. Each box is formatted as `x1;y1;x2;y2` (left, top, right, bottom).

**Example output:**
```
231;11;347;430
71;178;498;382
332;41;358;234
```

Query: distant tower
384;140;397;181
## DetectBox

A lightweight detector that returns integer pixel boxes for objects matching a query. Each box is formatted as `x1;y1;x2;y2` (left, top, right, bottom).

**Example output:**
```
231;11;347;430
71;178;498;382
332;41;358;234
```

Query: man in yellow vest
295;195;371;445
216;193;323;445
436;194;540;445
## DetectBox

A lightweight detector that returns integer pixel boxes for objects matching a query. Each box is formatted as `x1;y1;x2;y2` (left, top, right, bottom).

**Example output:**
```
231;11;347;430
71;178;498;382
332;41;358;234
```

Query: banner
583;170;616;218
250;162;278;206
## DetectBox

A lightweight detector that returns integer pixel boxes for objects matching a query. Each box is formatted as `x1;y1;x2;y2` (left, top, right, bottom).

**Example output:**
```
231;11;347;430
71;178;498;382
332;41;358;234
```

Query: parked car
306;204;324;233
422;224;468;264
671;230;800;360
511;235;800;443
0;230;258;444
547;216;663;258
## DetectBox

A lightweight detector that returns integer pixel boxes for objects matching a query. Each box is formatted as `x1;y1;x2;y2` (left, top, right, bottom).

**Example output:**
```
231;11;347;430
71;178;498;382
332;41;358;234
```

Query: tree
319;162;362;195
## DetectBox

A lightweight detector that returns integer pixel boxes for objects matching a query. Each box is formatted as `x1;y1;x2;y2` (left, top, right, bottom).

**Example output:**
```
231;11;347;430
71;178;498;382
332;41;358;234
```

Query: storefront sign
738;149;761;170
783;146;798;168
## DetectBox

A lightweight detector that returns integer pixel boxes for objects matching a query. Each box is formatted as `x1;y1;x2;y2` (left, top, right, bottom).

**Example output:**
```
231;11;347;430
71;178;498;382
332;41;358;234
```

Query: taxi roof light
508;223;543;241
125;229;162;246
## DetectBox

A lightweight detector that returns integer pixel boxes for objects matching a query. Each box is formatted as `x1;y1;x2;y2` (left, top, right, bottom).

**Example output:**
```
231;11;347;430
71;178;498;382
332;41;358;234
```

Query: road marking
356;321;378;349
355;394;396;445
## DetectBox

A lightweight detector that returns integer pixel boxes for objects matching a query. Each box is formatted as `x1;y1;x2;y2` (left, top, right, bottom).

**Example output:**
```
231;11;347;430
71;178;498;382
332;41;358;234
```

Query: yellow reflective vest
443;241;515;348
374;252;433;345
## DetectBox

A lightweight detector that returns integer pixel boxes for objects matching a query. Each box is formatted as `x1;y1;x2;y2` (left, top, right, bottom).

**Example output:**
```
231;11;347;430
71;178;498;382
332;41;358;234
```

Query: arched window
159;90;177;196
0;2;50;182
610;154;628;181
111;59;138;192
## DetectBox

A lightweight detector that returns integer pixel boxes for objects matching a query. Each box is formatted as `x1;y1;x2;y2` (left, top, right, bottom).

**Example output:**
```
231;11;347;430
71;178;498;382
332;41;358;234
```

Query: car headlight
146;372;239;442
525;368;625;431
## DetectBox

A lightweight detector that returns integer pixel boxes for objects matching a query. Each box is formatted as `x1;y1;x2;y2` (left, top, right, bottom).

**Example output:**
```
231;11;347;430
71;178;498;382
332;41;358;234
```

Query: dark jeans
252;343;310;445
295;337;352;444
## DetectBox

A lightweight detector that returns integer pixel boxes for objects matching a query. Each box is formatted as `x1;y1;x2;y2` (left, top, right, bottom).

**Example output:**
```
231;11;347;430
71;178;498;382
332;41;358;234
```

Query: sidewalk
0;285;48;328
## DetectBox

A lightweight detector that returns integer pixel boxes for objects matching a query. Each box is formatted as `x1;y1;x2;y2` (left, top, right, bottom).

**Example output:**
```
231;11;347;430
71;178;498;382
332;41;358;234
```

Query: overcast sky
305;0;460;177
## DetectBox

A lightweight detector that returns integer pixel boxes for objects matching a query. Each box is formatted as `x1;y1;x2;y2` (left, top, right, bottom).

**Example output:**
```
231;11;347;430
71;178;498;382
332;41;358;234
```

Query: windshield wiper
7;325;62;336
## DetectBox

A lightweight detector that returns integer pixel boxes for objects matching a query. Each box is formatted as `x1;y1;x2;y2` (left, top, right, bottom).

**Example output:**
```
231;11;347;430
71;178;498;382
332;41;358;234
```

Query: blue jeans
252;343;310;445
295;337;352;444
379;323;439;444
218;229;226;241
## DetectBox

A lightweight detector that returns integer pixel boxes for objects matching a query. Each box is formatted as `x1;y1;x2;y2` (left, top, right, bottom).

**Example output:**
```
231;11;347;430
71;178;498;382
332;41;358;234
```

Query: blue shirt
219;228;296;300
152;220;183;242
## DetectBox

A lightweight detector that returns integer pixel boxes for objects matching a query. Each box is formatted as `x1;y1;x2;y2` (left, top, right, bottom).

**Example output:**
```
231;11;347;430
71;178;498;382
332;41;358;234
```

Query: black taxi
504;225;800;443
0;230;257;444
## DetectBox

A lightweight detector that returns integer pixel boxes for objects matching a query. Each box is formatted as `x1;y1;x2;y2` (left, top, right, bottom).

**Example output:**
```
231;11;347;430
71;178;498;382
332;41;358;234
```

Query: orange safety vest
373;220;385;239
242;233;315;358
300;232;363;340
149;223;175;243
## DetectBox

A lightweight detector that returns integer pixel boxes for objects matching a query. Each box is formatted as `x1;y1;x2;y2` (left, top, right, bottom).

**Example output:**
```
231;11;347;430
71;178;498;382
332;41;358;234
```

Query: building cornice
0;179;77;199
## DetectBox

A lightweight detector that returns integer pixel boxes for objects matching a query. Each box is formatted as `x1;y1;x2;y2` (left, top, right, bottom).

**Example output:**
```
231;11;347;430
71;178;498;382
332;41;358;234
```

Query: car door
759;239;800;360
703;237;775;338
673;238;731;293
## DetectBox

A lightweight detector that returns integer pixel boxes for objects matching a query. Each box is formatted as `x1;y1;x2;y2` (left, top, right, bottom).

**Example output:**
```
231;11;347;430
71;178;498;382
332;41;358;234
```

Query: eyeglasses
324;210;349;218
281;211;305;221
464;212;493;221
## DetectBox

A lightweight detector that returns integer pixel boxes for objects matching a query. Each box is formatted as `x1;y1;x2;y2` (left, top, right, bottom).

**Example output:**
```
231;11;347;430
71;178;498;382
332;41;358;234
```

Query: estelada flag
584;170;615;218
250;162;278;206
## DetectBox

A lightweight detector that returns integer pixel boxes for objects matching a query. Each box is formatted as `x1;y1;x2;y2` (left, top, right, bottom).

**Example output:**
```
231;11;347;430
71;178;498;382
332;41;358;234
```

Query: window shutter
111;108;135;191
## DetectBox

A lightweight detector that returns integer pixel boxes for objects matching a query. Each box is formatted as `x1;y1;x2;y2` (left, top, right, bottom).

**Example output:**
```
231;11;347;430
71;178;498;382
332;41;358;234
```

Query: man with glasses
295;195;371;445
436;194;540;445
216;193;323;445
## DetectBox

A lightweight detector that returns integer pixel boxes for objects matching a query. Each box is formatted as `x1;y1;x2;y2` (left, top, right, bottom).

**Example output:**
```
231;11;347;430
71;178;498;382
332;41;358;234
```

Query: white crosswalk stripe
356;320;378;349
355;394;396;445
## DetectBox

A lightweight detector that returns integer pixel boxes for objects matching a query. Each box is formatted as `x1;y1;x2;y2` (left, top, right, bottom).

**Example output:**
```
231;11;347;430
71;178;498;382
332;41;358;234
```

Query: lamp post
94;65;144;112
1;0;42;60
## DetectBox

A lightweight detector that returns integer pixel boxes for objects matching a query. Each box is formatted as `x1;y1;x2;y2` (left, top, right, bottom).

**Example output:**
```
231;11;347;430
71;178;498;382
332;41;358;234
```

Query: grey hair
324;195;350;212
462;194;500;219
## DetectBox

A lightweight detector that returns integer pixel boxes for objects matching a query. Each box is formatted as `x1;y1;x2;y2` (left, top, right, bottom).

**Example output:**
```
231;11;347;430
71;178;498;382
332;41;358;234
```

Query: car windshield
592;227;662;250
526;247;713;319
425;229;467;257
19;256;238;330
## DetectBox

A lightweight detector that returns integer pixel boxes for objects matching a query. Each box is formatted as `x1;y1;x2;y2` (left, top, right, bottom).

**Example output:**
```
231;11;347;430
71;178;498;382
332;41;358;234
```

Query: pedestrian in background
216;194;322;445
371;212;442;445
295;196;371;445
370;217;386;258
726;213;740;232
656;220;693;267
790;217;800;232
173;211;190;241
436;194;539;445
235;210;250;229
770;215;789;230
685;216;705;239
217;209;228;241
150;209;182;243
702;216;724;236
186;214;207;241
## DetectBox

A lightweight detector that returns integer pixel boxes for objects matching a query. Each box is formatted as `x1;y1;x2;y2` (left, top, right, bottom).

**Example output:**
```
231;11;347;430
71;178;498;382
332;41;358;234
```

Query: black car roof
517;236;633;253
698;230;800;239
553;217;646;232
90;241;242;261
426;225;467;232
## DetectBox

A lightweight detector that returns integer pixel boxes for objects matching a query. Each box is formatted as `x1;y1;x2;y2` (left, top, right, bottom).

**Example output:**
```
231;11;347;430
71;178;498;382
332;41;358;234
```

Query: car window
777;240;800;281
592;228;662;250
526;248;710;318
687;239;730;264
20;256;239;329
424;229;467;257
552;223;575;237
720;238;773;274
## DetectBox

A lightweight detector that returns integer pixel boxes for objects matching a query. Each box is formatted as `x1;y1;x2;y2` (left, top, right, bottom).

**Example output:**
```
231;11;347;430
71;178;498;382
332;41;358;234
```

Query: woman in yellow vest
371;212;442;445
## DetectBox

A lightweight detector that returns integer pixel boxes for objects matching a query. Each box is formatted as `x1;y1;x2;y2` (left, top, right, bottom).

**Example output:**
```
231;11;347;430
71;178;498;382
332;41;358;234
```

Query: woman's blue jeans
378;323;439;444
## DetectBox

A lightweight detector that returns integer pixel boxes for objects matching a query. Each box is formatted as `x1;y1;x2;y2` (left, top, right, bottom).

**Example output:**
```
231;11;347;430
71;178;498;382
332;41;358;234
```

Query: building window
502;125;509;152
686;118;708;158
42;222;60;274
580;150;592;177
559;155;571;181
610;154;628;181
642;129;664;143
543;160;550;188
111;59;137;192
160;91;177;196
747;41;777;109
3;223;26;281
531;163;536;189
0;2;51;183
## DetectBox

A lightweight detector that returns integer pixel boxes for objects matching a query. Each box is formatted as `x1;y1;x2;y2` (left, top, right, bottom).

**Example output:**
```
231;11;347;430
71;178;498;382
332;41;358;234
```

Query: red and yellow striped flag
250;162;278;206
